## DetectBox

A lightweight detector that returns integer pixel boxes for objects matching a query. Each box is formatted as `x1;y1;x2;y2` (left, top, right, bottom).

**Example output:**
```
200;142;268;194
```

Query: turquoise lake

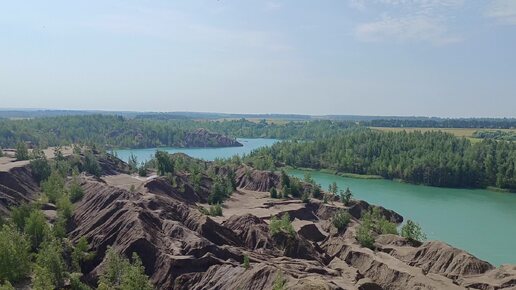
113;138;279;164
115;138;516;266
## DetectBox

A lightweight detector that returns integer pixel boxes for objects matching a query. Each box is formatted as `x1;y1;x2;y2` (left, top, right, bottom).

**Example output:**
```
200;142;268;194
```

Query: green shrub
269;213;295;238
339;187;353;205
0;225;31;283
270;187;278;199
356;208;398;249
401;220;426;242
356;223;375;249
272;271;286;290
209;204;223;216
243;255;250;270
332;210;351;230
0;282;14;290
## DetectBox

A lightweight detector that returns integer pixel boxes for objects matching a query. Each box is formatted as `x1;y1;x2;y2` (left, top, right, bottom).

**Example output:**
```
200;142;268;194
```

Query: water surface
114;138;278;163
288;169;516;266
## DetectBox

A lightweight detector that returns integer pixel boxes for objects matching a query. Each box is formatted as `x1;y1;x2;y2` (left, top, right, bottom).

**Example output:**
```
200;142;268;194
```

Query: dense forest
0;115;355;149
246;130;516;191
363;118;516;129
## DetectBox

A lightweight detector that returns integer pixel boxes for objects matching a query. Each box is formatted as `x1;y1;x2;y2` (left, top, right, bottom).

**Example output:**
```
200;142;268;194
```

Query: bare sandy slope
0;146;74;172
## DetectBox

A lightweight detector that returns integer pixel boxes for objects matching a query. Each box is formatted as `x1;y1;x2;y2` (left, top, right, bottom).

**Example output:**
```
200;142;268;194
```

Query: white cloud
356;15;461;44
486;0;516;25
352;0;464;44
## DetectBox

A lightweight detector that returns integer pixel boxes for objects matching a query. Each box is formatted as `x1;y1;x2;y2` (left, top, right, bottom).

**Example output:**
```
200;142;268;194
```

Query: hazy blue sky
1;0;515;117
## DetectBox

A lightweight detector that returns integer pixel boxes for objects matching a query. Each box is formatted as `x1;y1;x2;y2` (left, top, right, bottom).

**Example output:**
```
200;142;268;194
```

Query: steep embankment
66;161;516;290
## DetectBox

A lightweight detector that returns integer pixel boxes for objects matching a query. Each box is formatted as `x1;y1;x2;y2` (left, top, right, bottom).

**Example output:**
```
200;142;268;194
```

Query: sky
1;0;515;117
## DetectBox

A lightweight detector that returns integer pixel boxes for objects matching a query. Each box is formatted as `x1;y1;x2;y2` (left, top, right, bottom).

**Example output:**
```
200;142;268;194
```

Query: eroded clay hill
1;151;515;289
64;157;516;290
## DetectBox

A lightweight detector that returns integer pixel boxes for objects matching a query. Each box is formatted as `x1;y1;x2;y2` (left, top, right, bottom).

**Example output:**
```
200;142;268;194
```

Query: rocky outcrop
234;165;280;192
182;128;243;148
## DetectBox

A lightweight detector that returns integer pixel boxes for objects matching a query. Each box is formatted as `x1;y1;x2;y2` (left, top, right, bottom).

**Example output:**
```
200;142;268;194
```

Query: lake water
115;138;516;266
289;169;516;266
113;138;278;163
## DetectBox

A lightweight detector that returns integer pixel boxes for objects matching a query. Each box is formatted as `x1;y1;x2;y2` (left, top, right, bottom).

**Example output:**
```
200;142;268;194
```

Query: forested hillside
246;130;516;191
0;115;354;148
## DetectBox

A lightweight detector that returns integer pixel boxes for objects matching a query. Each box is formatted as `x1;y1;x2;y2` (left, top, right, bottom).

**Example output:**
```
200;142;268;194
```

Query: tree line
0;115;356;149
246;129;516;191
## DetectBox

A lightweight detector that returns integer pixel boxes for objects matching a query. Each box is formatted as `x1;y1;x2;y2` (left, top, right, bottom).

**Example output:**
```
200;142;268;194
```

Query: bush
270;187;278;199
332;210;351;230
0;225;31;283
356;223;375;249
15;142;29;161
272;271;286;290
243;255;250;270
356;208;398;249
269;213;295;238
209;204;223;216
401;220;426;242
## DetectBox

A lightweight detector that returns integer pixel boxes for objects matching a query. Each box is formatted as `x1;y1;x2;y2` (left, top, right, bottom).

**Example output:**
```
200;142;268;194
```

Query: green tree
0;225;31;283
41;170;65;204
339;187;353;206
70;273;92;290
36;239;66;289
15;142;29;161
30;157;52;184
33;265;54;290
10;203;35;231
69;175;85;203
84;152;101;177
401;220;427;242
72;237;92;271
0;282;14;290
24;210;49;250
155;151;173;176
329;181;338;195
100;248;153;290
